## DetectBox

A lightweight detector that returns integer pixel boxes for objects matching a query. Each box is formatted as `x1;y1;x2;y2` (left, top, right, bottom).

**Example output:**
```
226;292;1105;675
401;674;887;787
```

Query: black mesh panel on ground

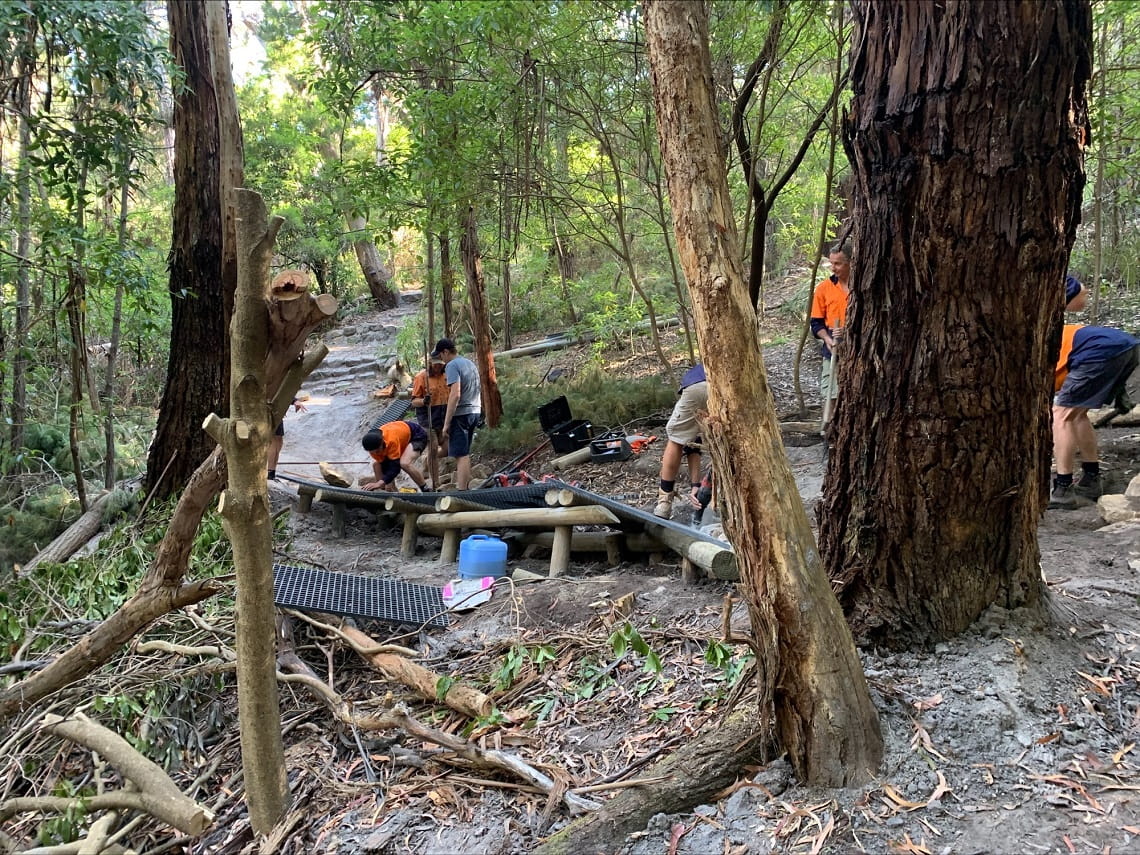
274;564;448;629
369;399;412;429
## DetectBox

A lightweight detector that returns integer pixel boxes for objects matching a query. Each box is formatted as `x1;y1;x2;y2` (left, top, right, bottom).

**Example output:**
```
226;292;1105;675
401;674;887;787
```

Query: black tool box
589;431;633;462
537;396;593;454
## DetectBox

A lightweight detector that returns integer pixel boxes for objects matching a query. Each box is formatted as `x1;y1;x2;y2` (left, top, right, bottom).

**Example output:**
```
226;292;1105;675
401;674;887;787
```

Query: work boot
653;488;675;519
1048;482;1078;510
1074;473;1102;500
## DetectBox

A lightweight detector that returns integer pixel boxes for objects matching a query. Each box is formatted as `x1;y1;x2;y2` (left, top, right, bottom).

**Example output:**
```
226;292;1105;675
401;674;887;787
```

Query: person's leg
1050;405;1086;508
400;445;427;489
456;454;472;490
449;414;476;490
655;441;684;517
267;423;284;479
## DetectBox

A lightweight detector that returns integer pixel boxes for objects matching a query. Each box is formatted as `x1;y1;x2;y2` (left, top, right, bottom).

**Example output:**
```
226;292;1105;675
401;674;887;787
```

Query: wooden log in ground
532;706;765;854
416;505;620;533
544;487;589;507
436;495;497;512
645;521;736;579
550;447;593;471
516;530;631;567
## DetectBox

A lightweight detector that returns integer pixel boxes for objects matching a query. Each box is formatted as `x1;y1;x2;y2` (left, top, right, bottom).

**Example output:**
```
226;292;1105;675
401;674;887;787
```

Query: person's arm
442;380;460;438
411;373;428;408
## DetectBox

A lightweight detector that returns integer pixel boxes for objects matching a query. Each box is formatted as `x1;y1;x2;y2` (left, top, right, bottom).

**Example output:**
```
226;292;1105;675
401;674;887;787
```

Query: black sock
660;479;675;493
1081;461;1100;477
268;470;276;480
1054;473;1073;488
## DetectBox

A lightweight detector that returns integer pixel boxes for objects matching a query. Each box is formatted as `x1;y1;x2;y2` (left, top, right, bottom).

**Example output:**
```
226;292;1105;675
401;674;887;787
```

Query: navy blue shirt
680;364;706;390
1070;327;1139;368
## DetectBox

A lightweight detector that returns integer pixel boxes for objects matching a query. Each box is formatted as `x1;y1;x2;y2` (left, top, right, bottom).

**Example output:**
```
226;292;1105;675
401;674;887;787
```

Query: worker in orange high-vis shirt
360;420;430;492
1050;277;1138;510
810;243;851;431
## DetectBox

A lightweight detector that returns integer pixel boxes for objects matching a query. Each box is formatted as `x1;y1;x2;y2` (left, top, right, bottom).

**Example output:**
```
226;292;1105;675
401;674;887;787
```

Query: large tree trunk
146;0;241;499
348;213;398;309
645;0;881;787
459;207;504;428
820;0;1091;644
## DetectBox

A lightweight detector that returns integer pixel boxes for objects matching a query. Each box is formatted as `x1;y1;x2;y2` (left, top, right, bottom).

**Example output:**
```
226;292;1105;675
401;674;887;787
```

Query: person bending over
361;420;430;492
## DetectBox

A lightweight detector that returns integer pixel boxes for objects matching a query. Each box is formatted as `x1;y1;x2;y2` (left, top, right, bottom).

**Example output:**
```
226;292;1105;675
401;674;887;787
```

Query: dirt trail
264;300;1140;855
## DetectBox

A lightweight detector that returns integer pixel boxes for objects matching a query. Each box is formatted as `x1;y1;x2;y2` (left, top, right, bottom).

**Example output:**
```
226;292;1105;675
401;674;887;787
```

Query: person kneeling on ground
654;364;708;519
361;420;431;492
1050;283;1138;510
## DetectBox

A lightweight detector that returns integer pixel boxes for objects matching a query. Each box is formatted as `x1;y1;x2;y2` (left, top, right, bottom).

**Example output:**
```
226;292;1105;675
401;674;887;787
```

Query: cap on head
433;338;457;356
430;355;445;365
1065;275;1083;306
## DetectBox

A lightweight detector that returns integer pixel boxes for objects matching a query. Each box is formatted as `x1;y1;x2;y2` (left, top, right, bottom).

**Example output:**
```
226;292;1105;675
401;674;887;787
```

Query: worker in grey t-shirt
433;337;482;490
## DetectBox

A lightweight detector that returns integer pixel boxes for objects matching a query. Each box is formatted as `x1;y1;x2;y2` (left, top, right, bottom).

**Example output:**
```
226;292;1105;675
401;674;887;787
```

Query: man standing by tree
810;244;850;431
434;338;481;490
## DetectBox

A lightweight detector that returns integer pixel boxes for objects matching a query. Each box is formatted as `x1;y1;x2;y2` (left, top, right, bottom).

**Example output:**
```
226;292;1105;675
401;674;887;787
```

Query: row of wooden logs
294;484;737;581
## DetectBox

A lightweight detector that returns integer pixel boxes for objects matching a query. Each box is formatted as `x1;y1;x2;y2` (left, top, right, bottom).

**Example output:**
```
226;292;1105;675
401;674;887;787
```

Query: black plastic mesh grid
369;399;412;429
273;564;449;629
547;480;731;548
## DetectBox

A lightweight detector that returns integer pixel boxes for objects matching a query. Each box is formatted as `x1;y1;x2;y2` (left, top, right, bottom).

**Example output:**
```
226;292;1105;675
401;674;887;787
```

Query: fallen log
34;712;214;835
416;505;620;533
337;623;493;719
20;488;123;574
532;706;765;853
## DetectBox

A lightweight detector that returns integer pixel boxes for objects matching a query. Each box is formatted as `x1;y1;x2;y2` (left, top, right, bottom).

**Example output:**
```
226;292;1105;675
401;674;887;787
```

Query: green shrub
475;363;676;456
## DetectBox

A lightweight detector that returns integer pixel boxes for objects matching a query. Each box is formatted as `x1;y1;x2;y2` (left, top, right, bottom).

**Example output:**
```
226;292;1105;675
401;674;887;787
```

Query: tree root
532;705;767;854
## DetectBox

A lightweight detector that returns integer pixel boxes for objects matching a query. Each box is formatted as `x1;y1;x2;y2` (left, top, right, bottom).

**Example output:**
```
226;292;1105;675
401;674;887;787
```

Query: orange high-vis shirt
810;276;849;330
412;369;448;404
1054;324;1084;392
368;420;412;462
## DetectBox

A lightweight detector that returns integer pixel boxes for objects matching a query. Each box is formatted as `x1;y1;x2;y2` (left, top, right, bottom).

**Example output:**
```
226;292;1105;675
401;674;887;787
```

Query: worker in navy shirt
1049;278;1139;509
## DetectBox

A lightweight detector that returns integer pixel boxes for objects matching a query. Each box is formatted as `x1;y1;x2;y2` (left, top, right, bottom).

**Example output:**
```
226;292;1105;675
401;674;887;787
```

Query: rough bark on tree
459;206;504;428
203;189;290;833
819;0;1091;644
145;0;241;498
645;0;881;786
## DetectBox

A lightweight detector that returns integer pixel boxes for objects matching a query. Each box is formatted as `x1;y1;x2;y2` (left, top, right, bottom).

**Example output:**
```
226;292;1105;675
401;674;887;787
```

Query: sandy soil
257;301;1140;855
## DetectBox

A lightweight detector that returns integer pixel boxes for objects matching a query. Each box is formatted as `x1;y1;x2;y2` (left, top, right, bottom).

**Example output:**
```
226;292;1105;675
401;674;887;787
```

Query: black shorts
408;420;429;452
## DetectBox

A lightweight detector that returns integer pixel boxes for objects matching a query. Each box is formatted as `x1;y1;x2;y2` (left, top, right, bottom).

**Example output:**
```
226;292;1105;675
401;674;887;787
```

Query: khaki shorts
820;356;838;401
666;381;708;445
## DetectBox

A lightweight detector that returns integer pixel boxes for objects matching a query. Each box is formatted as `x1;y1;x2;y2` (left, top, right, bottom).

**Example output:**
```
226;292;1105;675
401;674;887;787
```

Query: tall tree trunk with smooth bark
645;0;881;786
820;0;1091;644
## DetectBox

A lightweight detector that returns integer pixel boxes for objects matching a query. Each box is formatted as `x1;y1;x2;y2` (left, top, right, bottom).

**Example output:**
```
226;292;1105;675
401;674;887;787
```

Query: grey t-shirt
445;356;481;416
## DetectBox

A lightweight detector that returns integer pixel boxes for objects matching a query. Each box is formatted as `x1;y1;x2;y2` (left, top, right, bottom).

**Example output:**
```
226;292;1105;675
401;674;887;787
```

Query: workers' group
651;246;1139;519
359;338;483;494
